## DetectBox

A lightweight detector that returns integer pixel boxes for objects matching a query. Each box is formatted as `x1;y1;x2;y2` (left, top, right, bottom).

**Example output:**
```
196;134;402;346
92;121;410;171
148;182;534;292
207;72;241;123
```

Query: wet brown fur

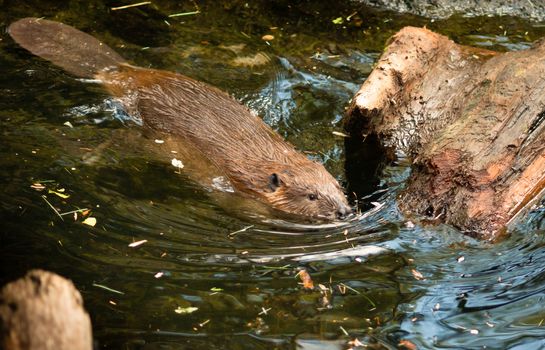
9;18;351;220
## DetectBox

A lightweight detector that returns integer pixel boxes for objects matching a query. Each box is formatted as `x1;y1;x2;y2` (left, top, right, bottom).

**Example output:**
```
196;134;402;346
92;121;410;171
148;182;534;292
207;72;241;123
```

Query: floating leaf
398;339;417;350
82;217;97;227
332;17;343;25
31;183;46;191
332;131;349;138
411;269;424;280
48;189;70;199
174;306;198;314
297;269;314;290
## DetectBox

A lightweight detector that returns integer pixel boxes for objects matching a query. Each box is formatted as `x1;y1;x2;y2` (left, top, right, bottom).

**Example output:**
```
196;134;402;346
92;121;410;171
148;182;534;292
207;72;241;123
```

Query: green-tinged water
1;1;545;349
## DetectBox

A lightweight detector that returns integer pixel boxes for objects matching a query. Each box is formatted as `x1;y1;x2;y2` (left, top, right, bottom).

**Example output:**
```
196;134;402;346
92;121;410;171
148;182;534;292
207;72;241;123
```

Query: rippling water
2;1;545;349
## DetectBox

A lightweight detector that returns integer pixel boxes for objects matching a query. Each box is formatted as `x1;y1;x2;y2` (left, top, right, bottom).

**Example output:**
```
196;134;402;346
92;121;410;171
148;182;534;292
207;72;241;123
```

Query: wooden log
0;270;92;350
346;27;545;241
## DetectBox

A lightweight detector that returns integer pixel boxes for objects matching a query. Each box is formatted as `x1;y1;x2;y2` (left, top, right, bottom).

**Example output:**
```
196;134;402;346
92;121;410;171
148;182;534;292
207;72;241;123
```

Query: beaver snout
336;204;353;220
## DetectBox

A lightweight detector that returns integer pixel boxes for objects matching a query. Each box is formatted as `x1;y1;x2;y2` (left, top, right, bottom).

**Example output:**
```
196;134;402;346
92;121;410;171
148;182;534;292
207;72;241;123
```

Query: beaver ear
268;173;282;192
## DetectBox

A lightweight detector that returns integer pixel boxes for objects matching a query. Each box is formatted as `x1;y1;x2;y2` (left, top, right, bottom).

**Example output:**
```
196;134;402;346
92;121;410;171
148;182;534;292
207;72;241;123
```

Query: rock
356;0;545;21
0;270;92;350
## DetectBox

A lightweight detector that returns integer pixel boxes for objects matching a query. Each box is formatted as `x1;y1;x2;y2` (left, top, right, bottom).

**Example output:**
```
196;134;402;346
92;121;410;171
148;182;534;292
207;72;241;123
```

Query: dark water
2;1;545;349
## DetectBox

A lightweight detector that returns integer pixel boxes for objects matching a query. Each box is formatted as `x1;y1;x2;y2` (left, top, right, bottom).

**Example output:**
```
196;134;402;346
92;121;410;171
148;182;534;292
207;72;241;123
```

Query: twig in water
228;225;254;238
111;1;151;11
168;10;200;17
60;208;90;216
92;283;125;295
41;195;63;221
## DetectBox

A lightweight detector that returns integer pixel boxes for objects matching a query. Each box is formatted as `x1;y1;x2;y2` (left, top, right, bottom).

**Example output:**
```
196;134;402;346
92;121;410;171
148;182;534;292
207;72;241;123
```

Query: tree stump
346;27;545;241
0;270;92;350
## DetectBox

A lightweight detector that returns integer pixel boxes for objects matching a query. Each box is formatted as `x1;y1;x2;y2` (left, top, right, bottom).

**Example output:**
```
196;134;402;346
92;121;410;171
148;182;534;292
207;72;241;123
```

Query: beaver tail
8;18;126;78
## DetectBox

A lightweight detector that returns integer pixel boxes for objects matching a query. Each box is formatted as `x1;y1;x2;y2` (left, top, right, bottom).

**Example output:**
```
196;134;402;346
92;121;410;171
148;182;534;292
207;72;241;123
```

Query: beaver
8;17;352;220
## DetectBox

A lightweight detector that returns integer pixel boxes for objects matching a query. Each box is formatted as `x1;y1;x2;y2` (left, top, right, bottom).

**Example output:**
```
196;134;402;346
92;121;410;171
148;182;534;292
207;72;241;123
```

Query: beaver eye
308;194;318;201
269;173;281;192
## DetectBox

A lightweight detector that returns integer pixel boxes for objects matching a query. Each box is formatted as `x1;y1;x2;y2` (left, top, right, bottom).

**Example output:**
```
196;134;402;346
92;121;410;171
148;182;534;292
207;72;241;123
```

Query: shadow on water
2;1;545;349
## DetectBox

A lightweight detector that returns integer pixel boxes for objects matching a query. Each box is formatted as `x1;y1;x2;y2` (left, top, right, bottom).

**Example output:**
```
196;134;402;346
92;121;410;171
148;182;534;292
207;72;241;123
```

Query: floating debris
411;269;425;280
174;306;199;314
48;189;70;199
111;1;151;11
261;34;274;41
332;131;349;138
60;208;90;217
228;225;254;238
296;269;314;290
31;183;46;191
154;272;164;279
398;339;417;350
154;139;165;144
129;239;148;248
171;158;184;173
168;10;200;17
41;195;63;221
82;217;97;227
92;283;125;295
348;338;365;348
258;307;271;315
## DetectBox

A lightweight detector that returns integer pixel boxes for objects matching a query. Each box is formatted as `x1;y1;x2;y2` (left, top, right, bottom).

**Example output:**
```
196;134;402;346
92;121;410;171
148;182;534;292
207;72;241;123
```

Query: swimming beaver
8;17;351;220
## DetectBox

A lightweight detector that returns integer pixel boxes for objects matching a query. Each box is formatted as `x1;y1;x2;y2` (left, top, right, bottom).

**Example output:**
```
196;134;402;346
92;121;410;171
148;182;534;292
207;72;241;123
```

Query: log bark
0;270;92;350
346;27;545;241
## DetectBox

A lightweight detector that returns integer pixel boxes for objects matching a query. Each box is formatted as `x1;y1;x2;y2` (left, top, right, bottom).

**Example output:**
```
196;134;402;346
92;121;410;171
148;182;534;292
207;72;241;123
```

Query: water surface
1;1;545;349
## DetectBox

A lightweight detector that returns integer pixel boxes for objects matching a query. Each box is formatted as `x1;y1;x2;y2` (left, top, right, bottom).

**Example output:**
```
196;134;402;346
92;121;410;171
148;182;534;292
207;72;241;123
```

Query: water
1;1;545;349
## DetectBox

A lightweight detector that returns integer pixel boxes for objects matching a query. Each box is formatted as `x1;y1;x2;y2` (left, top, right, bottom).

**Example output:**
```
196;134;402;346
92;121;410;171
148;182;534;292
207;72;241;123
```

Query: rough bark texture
0;270;92;350
346;27;545;241
357;0;545;21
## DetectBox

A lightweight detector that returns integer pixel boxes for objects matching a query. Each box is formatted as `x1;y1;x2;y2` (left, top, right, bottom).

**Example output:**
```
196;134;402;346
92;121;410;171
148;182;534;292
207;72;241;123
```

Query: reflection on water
2;1;545;349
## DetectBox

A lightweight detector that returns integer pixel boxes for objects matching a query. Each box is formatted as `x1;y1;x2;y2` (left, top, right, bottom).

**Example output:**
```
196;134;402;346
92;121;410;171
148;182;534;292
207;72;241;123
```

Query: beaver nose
336;205;353;220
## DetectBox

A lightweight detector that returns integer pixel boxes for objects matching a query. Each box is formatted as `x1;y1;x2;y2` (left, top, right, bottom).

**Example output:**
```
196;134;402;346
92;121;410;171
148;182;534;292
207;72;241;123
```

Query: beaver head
259;163;352;221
